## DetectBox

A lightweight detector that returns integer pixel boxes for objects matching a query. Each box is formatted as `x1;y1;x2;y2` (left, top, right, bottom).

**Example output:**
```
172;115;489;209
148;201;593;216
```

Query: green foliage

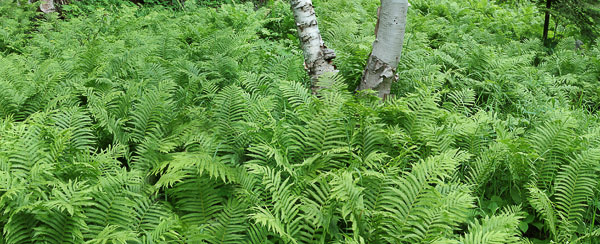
1;0;600;243
533;0;600;41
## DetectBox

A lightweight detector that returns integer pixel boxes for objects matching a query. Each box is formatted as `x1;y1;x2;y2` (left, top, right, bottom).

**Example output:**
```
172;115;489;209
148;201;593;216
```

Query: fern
51;107;96;152
84;225;137;244
206;198;249;244
3;213;36;244
528;149;600;242
213;85;249;157
459;206;524;244
554;150;600;241
528;118;578;189
168;176;226;228
155;152;237;187
528;186;558;238
85;172;139;238
378;150;471;243
1;0;600;243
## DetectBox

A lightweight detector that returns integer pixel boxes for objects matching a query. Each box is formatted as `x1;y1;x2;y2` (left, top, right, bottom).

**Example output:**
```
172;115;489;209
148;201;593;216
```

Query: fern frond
238;72;273;96
330;171;365;221
297;177;333;243
554;150;600;241
51;107;96;152
206;198;249;244
155;152;237;188
527;186;557;238
84;171;139;238
251;207;297;244
460;206;523;244
247;164;301;243
3;122;51;180
528;118;577;189
168;176;226;227
350;122;389;168
84;225;137;244
33;210;86;244
575;227;600;243
0;80;19;118
303;114;348;156
279;80;313;113
414;184;474;242
379;150;470;242
444;88;476;115
243;223;270;244
246;144;296;178
44;180;94;217
3;213;36;244
138;214;182;244
128;85;176;143
213;85;249;155
133;199;176;235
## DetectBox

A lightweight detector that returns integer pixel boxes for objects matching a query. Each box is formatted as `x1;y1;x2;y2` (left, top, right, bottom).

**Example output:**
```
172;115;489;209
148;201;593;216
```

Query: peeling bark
290;0;337;94
40;0;56;13
358;0;409;99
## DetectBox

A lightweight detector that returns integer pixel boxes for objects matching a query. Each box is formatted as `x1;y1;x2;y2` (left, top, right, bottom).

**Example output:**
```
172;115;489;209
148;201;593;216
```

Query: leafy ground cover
0;0;599;243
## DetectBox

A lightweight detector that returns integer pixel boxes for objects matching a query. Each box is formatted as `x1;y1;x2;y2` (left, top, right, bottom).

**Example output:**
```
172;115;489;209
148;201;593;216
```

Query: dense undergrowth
1;0;600;243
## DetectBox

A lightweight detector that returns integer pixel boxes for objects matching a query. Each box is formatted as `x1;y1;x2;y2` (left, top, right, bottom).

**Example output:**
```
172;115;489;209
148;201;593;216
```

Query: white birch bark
290;0;337;94
358;0;409;99
40;0;56;13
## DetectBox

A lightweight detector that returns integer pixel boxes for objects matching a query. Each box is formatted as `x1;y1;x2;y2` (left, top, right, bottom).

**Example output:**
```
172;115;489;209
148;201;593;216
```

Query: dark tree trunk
542;0;552;45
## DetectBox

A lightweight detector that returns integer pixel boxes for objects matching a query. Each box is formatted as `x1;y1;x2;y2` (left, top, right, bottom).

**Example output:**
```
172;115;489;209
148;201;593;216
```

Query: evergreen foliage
532;0;600;41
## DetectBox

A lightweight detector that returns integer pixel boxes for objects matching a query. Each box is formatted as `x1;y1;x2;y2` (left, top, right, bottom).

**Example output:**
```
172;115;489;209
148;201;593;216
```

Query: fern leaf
206;198;249;244
84;225;137;244
554;150;599;241
527;186;558;238
460;206;523;244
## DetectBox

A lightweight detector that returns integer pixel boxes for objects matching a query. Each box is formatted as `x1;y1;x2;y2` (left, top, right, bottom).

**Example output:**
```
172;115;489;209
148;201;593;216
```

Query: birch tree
40;0;56;13
358;0;409;99
290;0;338;93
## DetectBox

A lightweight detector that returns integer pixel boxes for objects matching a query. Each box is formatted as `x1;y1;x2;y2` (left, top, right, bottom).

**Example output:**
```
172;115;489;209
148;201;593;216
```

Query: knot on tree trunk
322;47;336;61
359;55;397;94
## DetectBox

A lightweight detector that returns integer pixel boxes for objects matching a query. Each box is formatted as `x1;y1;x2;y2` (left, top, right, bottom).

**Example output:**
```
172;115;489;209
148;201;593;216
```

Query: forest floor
0;0;599;243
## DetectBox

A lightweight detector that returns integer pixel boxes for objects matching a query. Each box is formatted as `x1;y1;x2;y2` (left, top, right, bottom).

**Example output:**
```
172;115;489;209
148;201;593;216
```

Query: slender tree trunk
358;0;409;99
552;18;559;40
542;0;552;45
290;0;337;94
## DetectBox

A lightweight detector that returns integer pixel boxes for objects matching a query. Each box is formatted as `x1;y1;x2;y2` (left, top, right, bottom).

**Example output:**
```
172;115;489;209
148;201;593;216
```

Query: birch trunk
290;0;337;94
358;0;409;99
40;0;56;13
